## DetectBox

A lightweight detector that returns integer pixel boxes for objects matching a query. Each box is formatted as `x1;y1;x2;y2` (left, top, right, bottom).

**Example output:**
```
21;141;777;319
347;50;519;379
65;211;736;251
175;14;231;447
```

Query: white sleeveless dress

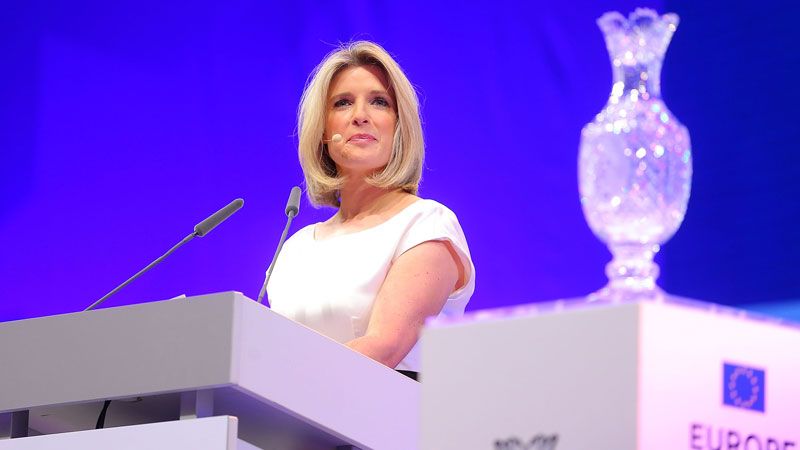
267;199;475;371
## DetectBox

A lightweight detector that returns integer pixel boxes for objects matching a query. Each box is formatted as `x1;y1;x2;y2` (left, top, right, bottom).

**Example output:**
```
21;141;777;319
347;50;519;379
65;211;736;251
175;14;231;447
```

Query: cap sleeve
393;201;475;298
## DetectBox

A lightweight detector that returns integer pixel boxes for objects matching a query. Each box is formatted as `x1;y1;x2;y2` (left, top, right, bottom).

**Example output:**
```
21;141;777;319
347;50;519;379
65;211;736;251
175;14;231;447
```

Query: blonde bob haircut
297;41;424;207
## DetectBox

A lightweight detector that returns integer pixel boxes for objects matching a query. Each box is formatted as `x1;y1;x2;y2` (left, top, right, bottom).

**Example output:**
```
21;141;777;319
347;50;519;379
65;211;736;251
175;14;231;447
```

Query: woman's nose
351;100;369;124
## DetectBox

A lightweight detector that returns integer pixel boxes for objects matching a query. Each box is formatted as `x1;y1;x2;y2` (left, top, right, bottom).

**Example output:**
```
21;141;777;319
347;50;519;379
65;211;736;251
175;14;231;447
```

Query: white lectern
0;292;419;450
420;298;800;450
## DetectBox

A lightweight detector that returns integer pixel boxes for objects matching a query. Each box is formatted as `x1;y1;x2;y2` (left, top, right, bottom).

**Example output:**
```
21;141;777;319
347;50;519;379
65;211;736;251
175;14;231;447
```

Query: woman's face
324;65;397;177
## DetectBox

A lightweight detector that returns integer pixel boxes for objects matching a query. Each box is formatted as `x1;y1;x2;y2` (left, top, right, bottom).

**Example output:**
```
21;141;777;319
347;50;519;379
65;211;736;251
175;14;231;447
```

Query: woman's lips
348;133;377;143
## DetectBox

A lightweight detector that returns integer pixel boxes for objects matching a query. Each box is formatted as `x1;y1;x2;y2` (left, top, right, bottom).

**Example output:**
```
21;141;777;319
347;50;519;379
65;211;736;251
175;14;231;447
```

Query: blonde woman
267;41;475;380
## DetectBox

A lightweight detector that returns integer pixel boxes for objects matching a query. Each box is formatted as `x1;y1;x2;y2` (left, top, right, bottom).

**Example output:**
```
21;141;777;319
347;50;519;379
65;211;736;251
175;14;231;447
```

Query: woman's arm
346;240;465;368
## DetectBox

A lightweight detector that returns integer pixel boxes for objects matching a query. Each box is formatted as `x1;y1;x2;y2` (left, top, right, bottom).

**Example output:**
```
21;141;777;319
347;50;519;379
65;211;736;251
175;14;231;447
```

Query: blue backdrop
1;0;798;321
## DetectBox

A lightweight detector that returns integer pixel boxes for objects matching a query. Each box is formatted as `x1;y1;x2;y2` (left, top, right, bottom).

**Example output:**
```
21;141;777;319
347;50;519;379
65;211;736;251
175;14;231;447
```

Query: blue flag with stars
723;362;765;413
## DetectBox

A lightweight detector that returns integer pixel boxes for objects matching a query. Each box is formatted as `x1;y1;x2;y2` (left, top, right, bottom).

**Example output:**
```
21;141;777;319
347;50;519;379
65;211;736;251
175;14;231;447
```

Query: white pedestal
420;298;800;450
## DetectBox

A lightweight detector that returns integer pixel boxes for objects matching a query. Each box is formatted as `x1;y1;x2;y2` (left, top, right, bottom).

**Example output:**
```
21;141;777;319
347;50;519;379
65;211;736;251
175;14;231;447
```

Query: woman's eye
333;99;351;108
372;97;390;107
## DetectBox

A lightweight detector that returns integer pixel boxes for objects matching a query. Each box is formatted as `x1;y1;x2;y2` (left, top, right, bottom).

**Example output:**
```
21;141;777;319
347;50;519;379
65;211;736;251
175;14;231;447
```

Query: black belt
396;370;419;381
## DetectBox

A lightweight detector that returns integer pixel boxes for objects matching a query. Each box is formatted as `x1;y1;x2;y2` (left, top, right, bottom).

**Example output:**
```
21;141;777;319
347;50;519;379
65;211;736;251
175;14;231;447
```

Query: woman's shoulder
284;222;316;245
404;198;462;222
390;198;468;247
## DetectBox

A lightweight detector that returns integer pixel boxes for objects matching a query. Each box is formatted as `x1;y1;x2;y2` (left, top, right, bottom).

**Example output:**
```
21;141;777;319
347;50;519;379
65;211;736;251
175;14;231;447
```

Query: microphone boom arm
84;232;196;311
83;198;244;312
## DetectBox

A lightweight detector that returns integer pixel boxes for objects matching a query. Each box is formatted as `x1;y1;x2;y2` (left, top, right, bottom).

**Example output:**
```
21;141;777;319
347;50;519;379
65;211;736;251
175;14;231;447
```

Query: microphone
257;186;301;305
84;198;245;311
331;133;343;143
285;186;301;217
195;198;244;236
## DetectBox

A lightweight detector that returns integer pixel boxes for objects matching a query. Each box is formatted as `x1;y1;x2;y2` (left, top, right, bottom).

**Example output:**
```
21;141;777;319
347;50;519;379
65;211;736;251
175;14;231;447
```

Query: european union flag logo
723;362;765;413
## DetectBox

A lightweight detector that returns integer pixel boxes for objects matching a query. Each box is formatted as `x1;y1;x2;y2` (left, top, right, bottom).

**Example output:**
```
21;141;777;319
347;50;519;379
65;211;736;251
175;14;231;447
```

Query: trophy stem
589;243;665;302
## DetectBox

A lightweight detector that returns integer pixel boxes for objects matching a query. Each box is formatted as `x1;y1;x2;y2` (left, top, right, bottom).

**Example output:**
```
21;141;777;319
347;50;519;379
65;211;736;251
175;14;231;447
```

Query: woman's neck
336;179;406;223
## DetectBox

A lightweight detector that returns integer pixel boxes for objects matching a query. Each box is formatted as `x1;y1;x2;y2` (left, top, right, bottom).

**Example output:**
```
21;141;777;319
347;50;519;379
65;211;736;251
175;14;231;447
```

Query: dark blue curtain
1;0;797;321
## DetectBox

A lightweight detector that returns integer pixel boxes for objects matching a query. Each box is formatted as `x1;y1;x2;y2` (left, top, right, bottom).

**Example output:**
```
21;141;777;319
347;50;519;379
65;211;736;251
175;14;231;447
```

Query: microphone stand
84;232;197;311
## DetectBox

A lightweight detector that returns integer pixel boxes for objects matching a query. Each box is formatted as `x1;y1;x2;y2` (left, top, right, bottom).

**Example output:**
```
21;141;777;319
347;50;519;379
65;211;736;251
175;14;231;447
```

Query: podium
0;292;419;450
420;297;800;449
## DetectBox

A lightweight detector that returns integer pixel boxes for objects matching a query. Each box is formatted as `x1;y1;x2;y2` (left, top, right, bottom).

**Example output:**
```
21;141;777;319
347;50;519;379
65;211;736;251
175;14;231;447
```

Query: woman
268;41;475;379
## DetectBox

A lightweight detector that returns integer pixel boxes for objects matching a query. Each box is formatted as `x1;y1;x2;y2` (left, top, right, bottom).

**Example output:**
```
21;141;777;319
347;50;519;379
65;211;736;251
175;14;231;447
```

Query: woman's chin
337;162;390;178
334;154;390;173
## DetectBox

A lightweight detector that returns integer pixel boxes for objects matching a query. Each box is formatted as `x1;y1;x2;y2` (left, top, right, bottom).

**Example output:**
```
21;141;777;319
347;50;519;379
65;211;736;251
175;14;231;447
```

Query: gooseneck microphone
84;198;244;311
194;198;244;237
257;186;301;305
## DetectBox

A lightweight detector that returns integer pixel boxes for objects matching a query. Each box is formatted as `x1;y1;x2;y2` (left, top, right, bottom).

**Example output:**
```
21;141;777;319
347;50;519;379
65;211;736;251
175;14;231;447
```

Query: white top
267;199;476;372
